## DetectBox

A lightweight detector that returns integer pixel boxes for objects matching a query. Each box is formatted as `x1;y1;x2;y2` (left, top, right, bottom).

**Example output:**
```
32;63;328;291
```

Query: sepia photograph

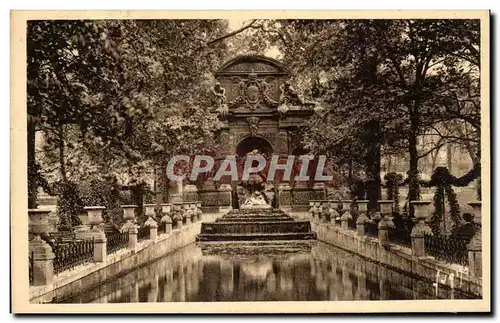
10;10;490;313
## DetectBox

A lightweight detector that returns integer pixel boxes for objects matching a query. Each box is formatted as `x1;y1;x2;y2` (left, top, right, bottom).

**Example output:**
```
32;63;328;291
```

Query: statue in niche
212;82;228;118
238;149;274;209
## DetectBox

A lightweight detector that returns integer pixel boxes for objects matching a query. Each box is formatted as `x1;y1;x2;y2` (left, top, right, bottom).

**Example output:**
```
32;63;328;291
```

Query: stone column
330;202;340;226
122;205;138;250
160;203;173;234
29;209;55;286
356;200;369;236
278;183;292;211
144;217;158;242
218;184;232;213
182;202;191;226
312;201;321;223
313;182;326;200
377;200;394;247
468;201;482;277
410;201;433;257
340;200;352;231
183;184;198;202
161;215;173;234
83;206;107;262
172;203;183;230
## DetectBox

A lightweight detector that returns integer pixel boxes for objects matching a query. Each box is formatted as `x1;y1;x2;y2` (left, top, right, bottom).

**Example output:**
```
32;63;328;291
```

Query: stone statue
213;82;228;118
241;190;271;209
279;81;305;106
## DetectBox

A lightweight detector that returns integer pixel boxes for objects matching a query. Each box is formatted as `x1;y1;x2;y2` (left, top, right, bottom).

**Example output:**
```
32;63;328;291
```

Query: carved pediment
215;55;289;77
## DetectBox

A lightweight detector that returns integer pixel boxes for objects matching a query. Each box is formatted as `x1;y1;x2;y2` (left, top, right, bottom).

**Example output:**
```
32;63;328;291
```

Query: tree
264;19;481;211
30;19;229;224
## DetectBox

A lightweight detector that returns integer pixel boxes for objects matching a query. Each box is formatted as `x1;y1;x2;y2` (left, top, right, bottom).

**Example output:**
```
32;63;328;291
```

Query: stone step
196;232;317;242
200;221;312;235
216;217;292;222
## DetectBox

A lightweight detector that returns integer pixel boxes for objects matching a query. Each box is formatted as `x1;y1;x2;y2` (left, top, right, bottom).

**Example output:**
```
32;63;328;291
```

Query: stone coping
312;222;482;297
28;211;230;302
83;206;105;210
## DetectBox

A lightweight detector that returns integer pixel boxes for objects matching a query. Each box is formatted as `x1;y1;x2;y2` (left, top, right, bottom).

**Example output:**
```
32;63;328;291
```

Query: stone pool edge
29;212;225;303
309;221;483;298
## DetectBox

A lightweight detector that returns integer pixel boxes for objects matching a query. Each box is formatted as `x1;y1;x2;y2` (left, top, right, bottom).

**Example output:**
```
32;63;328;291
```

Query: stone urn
29;209;52;237
161;203;172;215
356;200;370;224
121;205;137;230
378;200;395;228
144;204;156;220
83;206;105;228
340;200;352;219
410;201;433;235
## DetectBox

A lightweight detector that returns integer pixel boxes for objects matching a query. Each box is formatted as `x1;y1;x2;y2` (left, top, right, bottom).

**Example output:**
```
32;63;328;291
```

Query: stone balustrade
308;198;483;278
28;200;207;289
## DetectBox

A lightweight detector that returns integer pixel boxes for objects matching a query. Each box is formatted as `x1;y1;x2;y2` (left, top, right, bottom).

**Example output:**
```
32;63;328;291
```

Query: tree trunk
131;183;145;223
408;106;420;217
446;144;453;174
27;119;37;209
364;121;382;212
58;125;68;182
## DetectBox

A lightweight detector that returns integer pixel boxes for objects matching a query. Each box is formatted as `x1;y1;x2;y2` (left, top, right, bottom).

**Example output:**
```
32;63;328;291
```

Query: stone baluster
144;218;158;242
340;200;352;231
29;209;55;286
410;201;433;257
121;205;138;250
468;201;482;277
172;203;183;230
83;206;107;262
356;200;369;236
144;203;158;241
196;201;203;222
160;203;173;235
218;184;233;213
377;200;394;247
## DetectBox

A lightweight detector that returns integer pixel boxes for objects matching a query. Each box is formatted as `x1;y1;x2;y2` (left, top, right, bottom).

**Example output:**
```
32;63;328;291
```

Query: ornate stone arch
236;135;274;157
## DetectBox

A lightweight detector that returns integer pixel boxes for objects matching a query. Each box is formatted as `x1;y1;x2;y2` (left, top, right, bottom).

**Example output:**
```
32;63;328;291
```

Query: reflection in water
55;241;476;303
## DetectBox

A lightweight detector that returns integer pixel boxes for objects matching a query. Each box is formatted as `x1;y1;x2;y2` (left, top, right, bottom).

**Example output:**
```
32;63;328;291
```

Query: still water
56;241;475;303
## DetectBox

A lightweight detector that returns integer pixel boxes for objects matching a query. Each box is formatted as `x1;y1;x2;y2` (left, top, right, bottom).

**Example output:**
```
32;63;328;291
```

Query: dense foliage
28;20;230;223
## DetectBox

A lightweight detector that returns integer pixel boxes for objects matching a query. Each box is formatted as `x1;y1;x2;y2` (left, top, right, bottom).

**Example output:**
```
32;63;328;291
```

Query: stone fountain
196;164;316;242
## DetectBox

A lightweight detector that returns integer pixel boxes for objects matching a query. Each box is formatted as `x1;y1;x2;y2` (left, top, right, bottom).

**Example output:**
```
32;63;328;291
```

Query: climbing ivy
423;167;463;235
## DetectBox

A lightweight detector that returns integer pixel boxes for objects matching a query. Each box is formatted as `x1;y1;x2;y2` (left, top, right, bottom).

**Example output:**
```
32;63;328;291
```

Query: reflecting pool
54;241;476;303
